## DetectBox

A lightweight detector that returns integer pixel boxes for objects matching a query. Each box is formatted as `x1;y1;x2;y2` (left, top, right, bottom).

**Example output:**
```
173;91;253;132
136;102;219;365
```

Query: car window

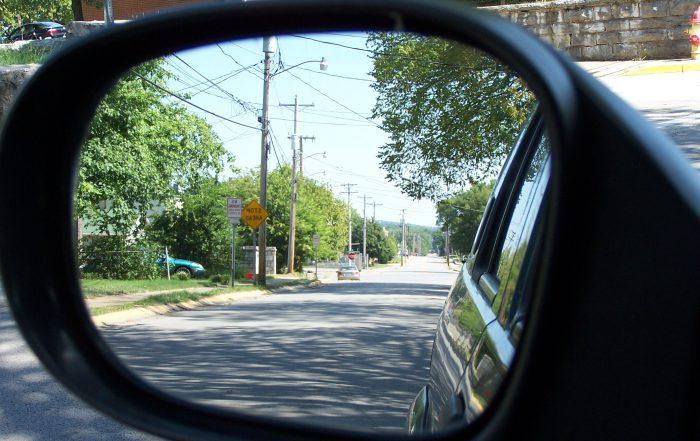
491;135;550;323
8;27;21;39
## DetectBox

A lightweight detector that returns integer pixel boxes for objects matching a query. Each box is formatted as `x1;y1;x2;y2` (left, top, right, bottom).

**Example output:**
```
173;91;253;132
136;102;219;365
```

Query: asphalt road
0;290;157;440
101;256;455;433
596;70;700;170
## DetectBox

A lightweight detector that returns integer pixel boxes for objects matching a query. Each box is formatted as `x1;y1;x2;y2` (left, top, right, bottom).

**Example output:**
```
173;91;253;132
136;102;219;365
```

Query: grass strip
81;278;217;298
89;279;312;316
0;45;50;65
89;286;260;316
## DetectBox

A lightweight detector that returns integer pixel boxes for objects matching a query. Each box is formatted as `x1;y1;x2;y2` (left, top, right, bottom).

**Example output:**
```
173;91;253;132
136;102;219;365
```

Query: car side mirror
1;1;698;441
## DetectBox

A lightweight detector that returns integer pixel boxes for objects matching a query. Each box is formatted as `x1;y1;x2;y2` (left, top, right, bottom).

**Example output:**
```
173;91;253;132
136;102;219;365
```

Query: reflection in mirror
74;31;545;435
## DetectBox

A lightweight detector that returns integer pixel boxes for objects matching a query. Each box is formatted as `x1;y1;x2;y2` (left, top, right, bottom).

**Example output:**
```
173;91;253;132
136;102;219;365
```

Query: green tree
380;221;435;256
146;179;233;270
352;218;398;264
369;33;534;201
148;165;349;273
436;181;493;256
76;61;228;237
0;0;73;27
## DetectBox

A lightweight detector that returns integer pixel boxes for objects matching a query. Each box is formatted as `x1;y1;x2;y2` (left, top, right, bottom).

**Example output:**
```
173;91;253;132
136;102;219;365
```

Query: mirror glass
74;31;546;435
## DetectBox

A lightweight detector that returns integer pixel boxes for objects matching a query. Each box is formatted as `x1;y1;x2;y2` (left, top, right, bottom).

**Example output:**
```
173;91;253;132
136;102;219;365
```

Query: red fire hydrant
690;6;700;60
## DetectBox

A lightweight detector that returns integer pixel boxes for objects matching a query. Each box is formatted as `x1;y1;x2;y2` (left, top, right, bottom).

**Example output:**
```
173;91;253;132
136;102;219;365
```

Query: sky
163;32;441;227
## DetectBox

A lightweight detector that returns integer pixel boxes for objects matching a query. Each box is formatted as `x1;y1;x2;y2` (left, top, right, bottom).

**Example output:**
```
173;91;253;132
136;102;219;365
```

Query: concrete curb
91;280;319;328
624;61;700;76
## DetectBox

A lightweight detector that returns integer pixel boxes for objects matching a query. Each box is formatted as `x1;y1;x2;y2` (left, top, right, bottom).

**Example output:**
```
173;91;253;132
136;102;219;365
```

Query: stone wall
0;65;37;124
483;0;698;60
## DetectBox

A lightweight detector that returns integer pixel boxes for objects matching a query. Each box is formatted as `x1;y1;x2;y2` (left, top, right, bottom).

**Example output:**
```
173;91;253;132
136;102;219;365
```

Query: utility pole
257;36;276;285
342;184;358;253
103;0;114;24
298;135;315;176
362;195;371;269
280;95;314;274
400;209;406;267
372;202;383;222
445;226;450;268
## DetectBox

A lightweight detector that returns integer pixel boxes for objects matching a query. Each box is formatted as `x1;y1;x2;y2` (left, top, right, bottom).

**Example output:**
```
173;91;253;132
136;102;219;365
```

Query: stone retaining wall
0;65;37;124
483;0;698;60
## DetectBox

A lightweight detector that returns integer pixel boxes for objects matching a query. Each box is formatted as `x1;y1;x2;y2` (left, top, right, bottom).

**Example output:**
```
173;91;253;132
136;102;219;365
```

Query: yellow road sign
241;200;268;229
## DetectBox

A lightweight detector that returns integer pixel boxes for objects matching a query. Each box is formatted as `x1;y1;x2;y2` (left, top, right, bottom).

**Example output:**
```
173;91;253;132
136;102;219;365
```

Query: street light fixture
273;57;328;77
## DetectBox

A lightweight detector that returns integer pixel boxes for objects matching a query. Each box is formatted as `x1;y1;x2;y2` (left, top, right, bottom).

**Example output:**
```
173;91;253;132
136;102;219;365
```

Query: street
0;295;157;440
594;69;700;170
101;256;454;433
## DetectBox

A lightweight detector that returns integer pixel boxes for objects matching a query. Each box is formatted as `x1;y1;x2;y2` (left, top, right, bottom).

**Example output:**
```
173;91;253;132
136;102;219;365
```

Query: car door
421;113;545;432
461;134;551;419
7;26;22;42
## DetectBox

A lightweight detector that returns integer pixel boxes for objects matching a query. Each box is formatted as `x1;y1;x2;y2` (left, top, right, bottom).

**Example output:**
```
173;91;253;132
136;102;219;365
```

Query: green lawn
80;278;217;298
89;286;260;316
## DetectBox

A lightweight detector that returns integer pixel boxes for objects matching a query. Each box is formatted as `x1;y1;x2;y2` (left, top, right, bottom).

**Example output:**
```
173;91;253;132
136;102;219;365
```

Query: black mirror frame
1;1;699;440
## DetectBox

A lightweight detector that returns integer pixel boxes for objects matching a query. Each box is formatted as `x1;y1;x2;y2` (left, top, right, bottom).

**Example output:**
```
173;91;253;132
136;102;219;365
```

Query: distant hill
377;220;437;255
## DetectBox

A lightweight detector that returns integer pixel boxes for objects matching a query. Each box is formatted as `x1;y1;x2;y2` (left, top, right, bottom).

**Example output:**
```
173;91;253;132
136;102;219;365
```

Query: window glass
8;27;21;39
491;136;550;323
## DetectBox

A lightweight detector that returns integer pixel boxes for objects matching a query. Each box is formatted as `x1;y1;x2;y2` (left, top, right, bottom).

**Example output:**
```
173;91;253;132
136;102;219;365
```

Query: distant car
4;22;66;42
337;263;360;280
156;256;205;278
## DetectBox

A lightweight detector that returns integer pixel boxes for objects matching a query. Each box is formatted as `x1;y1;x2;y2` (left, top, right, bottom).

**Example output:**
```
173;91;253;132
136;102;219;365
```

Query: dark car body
409;112;550;433
4;22;66;42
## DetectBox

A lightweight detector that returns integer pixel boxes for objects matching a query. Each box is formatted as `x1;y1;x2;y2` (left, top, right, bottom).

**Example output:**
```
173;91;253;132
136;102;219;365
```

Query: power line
296;66;373;82
216;43;264;80
290;34;372;52
134;73;261;131
172;54;257;113
285;70;381;128
292;34;503;72
269;116;374;127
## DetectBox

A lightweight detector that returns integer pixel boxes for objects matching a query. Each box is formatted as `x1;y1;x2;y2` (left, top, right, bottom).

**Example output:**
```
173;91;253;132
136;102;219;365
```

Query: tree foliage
380;221;434;256
436;181;494;256
0;0;73;28
147;165;348;272
369;33;534;201
352;216;398;264
76;61;228;236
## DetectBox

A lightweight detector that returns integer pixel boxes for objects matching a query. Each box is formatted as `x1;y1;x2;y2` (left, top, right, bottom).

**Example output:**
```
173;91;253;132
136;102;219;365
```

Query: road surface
595;69;700;170
101;256;455;433
0;291;157;440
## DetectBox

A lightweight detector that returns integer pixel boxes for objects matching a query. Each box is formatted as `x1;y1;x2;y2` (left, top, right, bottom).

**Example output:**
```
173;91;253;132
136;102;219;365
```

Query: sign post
227;198;242;287
164;246;171;280
241;200;269;285
312;233;320;280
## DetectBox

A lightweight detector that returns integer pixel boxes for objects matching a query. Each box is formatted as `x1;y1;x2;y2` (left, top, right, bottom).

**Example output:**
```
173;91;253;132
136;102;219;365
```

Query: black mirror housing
0;1;698;440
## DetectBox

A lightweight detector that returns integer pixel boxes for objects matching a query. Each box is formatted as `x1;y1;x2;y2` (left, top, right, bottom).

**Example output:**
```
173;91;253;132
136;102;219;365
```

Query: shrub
79;236;161;280
209;273;230;285
176;270;191;281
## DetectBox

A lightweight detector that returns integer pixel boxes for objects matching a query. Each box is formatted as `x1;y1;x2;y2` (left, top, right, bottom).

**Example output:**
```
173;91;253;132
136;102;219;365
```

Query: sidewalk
579;59;700;78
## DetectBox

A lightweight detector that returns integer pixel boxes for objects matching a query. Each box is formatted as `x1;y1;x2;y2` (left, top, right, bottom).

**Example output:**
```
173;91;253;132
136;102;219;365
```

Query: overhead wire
216;43;265;80
285;70;381;128
172;54;258;113
134;73;261;131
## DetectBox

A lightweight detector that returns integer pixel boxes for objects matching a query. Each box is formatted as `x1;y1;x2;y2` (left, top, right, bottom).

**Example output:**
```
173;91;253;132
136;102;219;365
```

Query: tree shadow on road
641;106;700;169
101;282;450;434
0;309;156;440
